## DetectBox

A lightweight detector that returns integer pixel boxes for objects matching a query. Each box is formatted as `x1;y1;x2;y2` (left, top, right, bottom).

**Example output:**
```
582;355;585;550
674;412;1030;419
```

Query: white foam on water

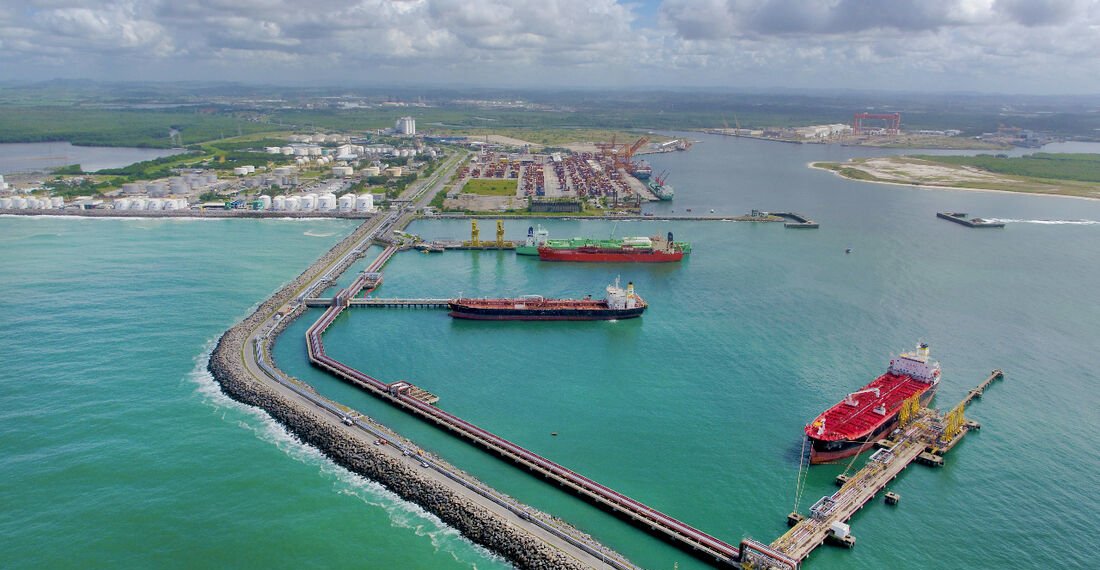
185;345;509;570
303;231;334;237
987;218;1100;225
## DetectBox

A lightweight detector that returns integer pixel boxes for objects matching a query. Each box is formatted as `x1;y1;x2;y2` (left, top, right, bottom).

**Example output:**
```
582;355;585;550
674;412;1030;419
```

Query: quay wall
0;208;375;219
1;208;785;223
206;221;591;570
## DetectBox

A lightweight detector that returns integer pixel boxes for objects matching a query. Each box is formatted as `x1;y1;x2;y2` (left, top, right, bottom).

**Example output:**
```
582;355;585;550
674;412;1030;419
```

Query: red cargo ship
805;344;941;464
538;232;686;263
448;279;645;321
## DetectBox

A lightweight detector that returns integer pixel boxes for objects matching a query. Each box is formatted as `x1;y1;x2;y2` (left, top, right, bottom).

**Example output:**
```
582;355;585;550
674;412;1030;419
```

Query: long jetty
305;247;743;567
739;370;1004;569
305;297;451;308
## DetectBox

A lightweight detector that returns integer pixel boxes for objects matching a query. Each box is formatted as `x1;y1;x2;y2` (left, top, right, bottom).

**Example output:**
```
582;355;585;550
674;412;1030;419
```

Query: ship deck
453;298;612;310
808;373;931;441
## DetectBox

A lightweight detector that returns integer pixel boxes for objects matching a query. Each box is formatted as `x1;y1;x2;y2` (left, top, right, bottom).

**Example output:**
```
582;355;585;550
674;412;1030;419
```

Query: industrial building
395;116;416;136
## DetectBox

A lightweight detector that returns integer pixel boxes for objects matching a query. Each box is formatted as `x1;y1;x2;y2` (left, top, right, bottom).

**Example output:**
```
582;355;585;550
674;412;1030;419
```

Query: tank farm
234;215;1003;570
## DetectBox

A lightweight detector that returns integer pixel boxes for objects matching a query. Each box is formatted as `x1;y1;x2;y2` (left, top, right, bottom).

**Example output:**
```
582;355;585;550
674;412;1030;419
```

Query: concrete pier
206;152;634;570
740;370;1004;569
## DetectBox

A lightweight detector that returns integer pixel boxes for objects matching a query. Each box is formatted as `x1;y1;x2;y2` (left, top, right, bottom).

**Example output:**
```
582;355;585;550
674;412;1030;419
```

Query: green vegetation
0;107;282;147
910;153;1100;183
814;162;886;182
95;151;203;181
462;179;518;196
44;177;112;198
52;164;83;175
434;128;667;147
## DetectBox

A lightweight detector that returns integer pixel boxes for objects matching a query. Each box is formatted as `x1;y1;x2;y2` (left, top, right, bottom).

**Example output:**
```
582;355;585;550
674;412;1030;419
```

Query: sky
1;0;1097;94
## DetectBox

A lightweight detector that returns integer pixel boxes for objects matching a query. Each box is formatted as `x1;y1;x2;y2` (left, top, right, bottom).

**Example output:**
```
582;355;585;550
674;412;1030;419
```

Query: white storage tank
284;196;301;211
121;182;144;195
265;146;281;154
260;195;272;210
317;193;337;212
281;146;295;155
163;199;178;211
147;182;168;197
234;166;250;176
307;146;322;156
337;194;354;212
273;166;295;176
302;194;318;211
385;166;403;177
147;198;164;210
26;197;43;209
113;198;130;210
12;196;27;209
272;196;286;211
332;166;353;177
355;194;374;212
363;166;381;176
50;196;65;208
1;197;13;208
129;198;146;210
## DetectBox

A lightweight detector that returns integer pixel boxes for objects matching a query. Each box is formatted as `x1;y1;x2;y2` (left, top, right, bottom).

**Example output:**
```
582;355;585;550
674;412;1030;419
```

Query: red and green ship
537;231;688;263
516;225;692;256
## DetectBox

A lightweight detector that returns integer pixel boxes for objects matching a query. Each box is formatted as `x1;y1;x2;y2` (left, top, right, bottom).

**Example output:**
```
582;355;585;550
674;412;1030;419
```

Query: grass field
462;179;518;195
430;127;668;147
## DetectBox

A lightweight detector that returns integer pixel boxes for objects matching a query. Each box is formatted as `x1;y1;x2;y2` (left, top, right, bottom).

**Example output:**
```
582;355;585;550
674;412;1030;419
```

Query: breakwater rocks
207;221;593;570
209;360;586;570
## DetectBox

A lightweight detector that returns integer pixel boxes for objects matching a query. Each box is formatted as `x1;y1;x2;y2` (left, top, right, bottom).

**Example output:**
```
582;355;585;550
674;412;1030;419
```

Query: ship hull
448;303;645;321
808;386;936;464
538;248;683;263
515;245;539;255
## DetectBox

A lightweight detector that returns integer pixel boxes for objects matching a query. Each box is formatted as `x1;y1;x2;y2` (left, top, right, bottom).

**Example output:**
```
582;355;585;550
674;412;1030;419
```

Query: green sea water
4;134;1100;569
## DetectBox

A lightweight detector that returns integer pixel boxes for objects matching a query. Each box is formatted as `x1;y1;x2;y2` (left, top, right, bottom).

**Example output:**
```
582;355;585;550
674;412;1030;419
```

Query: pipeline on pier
304;246;742;567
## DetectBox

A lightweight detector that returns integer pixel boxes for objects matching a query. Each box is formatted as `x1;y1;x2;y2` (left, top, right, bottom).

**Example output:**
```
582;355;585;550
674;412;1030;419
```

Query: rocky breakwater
208;221;594;570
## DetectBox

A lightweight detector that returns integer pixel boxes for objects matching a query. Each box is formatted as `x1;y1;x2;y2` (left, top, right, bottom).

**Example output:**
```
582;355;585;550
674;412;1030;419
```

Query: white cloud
0;0;1096;92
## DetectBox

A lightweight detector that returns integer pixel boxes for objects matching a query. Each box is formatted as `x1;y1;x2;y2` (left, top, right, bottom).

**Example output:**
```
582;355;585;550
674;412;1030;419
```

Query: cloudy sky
1;0;1097;93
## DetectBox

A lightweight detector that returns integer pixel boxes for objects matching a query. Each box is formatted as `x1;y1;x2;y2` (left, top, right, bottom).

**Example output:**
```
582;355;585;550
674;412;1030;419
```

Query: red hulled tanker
805;344;941;464
448;279;645;321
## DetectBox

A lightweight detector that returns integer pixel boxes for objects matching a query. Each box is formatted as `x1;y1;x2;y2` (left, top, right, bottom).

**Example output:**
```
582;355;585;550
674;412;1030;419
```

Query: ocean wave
987;218;1100;225
184;346;506;569
303;231;334;237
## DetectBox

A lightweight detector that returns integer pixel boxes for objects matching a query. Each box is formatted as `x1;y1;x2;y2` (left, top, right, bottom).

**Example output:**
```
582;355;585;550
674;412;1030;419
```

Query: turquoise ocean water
4;134;1100;569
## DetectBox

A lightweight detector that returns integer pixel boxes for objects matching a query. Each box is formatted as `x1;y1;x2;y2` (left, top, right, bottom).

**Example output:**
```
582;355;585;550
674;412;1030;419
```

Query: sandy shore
808;161;1100;202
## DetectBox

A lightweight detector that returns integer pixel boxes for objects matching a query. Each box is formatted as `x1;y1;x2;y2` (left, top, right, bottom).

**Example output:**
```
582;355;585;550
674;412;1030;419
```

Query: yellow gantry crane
465;220;480;247
464;219;506;247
